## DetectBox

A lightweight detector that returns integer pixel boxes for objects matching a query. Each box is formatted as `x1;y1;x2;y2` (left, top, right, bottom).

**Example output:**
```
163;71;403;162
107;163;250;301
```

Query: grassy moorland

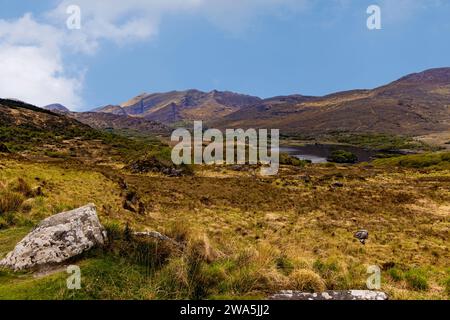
0;99;448;300
0;148;449;300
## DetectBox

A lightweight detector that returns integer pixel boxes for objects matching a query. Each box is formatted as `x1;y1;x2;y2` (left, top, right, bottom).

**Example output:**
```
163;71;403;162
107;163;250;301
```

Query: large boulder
269;290;388;300
0;204;106;271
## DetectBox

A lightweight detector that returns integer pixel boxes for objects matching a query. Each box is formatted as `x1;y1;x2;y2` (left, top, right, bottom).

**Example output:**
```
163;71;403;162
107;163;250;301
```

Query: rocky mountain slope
70;112;170;136
43;103;71;113
94;90;261;124
216;68;450;136
92;68;450;136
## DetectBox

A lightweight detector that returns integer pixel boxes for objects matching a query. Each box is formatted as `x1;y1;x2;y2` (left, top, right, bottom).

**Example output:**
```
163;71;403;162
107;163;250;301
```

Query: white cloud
0;0;313;110
1;0;440;109
0;44;83;108
0;14;83;109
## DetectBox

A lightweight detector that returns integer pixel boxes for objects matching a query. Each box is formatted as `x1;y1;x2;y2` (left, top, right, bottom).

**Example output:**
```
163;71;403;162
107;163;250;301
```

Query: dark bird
354;230;369;245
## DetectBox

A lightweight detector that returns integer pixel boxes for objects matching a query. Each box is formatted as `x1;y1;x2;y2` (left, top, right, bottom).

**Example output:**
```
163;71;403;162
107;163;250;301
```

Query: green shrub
276;256;295;275
313;259;349;289
444;276;450;296
387;267;404;282
127;147;193;176
405;269;429;291
327;150;358;164
279;153;310;167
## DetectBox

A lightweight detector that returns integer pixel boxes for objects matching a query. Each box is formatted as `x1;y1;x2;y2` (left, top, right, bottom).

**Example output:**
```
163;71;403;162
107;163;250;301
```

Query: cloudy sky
0;0;449;110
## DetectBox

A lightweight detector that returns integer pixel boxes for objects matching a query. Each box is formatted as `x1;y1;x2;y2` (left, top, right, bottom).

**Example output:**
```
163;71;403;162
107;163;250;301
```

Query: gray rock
354;230;369;244
133;231;184;249
0;204;106;271
269;290;388;300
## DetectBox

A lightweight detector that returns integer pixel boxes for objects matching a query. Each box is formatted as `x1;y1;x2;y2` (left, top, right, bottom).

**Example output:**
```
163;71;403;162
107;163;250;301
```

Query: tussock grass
0;191;24;216
288;269;326;292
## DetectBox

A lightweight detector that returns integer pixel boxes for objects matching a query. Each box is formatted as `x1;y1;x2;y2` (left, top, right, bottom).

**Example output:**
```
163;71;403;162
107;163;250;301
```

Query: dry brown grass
0;191;24;215
288;269;326;292
0;157;448;299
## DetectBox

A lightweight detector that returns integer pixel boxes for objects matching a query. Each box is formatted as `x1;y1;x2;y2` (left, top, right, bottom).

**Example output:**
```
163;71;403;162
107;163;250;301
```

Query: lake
279;144;379;163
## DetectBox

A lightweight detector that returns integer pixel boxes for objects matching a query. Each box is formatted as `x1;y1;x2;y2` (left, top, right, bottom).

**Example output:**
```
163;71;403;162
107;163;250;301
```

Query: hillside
70;112;170;136
0;99;157;162
216;68;450;136
0;99;91;137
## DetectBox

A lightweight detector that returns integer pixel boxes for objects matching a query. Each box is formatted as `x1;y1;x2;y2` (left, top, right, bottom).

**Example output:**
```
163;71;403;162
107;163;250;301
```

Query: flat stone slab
0;204;106;271
269;290;388;300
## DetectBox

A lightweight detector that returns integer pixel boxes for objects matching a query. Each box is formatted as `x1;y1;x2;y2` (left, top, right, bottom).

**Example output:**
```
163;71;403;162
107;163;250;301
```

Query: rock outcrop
0;204;106;271
269;290;388;300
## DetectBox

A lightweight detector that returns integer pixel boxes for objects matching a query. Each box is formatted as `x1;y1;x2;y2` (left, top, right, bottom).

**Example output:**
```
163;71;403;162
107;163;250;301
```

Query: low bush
279;153;310;167
327;150;358;164
387;267;404;282
405;269;429;291
127;147;193;176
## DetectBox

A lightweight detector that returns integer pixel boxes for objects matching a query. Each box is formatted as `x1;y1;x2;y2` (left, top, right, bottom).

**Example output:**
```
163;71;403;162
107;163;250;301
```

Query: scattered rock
354;229;369;245
269;290;388;300
0;204;106;271
133;231;184;249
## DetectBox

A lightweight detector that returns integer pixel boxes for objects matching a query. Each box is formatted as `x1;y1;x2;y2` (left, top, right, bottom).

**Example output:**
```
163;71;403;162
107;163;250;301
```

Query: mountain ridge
90;68;450;136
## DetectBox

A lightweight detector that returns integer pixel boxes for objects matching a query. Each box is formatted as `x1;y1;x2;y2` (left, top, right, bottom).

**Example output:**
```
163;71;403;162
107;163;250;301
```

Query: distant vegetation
373;152;450;169
126;147;194;176
329;133;432;151
281;132;435;153
279;153;310;167
327;150;358;164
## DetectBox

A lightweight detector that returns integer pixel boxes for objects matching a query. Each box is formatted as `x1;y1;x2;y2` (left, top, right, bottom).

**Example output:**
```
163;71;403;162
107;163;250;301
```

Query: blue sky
0;0;450;110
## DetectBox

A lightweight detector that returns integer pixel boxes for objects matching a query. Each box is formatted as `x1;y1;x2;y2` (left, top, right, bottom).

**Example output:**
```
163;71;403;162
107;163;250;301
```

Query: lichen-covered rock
269;290;388;300
0;204;106;271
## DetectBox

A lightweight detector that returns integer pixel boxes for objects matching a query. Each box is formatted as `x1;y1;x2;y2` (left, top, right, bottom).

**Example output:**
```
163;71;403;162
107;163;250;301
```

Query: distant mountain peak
43;104;70;113
106;89;262;124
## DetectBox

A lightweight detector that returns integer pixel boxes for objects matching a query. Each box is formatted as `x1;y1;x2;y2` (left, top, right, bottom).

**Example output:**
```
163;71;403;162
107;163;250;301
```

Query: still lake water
279;144;379;163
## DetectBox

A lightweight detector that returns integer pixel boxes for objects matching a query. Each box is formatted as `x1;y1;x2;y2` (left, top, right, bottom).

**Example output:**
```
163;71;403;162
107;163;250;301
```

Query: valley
0;151;449;299
0;69;449;300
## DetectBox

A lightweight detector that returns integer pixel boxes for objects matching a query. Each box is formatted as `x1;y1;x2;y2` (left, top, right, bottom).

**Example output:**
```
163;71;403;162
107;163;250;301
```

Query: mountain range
40;67;450;137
